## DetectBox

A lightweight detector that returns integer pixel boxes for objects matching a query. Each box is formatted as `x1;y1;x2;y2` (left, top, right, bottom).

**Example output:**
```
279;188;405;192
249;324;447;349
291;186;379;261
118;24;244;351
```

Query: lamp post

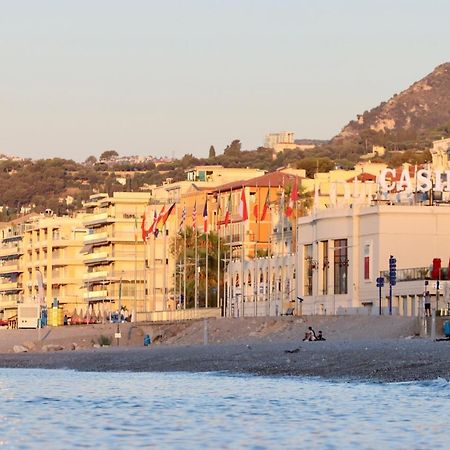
116;272;123;346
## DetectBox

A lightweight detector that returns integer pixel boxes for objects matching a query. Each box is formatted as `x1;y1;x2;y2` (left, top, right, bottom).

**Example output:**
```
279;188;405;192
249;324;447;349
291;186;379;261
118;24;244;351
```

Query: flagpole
240;187;247;318
229;187;233;317
294;179;299;315
266;182;271;316
163;221;167;311
280;182;285;316
134;207;138;321
183;221;187;310
254;183;259;317
216;191;221;311
174;206;178;309
194;207;198;310
152;225;156;313
203;194;209;308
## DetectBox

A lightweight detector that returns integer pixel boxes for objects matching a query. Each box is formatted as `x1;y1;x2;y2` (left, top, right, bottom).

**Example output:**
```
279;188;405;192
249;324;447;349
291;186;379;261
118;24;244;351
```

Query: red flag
285;177;298;217
253;203;259;220
239;188;248;221
161;203;176;227
203;199;208;233
260;188;270;221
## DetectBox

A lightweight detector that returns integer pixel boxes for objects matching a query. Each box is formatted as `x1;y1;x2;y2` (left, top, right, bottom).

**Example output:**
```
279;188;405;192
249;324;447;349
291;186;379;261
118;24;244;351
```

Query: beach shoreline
1;339;449;383
0;316;449;382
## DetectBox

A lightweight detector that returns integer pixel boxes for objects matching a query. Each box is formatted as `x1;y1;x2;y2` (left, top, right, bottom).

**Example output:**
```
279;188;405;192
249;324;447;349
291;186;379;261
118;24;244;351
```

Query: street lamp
116;271;123;346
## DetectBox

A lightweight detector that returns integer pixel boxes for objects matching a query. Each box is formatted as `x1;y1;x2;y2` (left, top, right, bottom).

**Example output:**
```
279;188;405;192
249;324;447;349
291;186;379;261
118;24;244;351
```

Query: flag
253;203;259;220
224;192;231;226
260;188;270;221
239;188;248;221
285;177;298;217
216;195;221;231
141;210;149;242
161;203;176;227
203;198;208;233
192;201;197;228
153;205;166;237
148;210;158;235
179;204;186;232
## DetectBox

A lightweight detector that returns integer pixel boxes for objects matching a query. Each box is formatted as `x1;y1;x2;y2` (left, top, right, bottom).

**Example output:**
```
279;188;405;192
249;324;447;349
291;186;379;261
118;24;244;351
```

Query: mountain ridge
332;62;450;147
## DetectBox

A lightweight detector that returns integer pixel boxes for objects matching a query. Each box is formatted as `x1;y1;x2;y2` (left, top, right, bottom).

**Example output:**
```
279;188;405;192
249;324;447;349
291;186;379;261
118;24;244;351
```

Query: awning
79;244;93;254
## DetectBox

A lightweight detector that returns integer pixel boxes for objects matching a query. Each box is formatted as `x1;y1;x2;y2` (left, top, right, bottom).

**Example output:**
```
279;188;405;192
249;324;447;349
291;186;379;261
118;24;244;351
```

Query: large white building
297;204;450;316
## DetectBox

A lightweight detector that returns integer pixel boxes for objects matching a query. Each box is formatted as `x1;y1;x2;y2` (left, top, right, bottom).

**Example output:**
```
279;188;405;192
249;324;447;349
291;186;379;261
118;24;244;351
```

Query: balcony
0;281;21;292
83;289;109;300
83;251;109;265
0;244;23;258
0;262;21;275
83;212;112;227
83;270;109;283
84;232;110;245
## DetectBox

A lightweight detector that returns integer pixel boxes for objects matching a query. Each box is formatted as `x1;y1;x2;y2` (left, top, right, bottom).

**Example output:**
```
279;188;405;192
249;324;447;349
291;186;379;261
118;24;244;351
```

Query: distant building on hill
265;132;298;153
265;132;319;153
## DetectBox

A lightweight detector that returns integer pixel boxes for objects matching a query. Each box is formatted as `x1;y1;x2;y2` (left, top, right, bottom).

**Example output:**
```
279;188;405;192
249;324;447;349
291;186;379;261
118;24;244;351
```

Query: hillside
333;62;450;151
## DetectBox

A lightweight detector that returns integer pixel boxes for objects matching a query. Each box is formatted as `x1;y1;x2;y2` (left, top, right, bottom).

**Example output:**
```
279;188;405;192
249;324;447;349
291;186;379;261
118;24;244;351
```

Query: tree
295;157;335;178
85;155;97;165
208;145;216;159
223;139;241;156
171;229;227;309
100;150;119;161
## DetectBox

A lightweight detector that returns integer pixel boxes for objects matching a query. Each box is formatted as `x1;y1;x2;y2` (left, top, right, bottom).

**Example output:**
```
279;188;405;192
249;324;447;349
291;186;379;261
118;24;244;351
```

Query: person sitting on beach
303;326;316;341
316;331;326;341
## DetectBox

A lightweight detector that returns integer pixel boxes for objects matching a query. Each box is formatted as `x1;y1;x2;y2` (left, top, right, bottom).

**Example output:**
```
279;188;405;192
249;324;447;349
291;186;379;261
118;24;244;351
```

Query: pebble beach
1;316;449;382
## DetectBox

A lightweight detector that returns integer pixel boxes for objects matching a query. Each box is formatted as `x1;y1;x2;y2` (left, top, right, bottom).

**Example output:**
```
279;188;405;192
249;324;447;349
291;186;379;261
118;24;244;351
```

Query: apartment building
0;214;87;320
0;218;26;319
22;215;87;311
82;192;150;318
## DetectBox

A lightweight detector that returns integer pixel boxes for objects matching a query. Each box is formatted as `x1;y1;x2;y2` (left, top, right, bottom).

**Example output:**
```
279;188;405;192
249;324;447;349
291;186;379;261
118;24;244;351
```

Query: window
364;243;371;280
304;244;313;296
321;241;329;295
334;239;348;295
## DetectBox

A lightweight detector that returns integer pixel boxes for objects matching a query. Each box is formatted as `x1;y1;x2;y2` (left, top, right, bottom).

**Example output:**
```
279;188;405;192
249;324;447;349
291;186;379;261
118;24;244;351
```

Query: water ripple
0;369;449;449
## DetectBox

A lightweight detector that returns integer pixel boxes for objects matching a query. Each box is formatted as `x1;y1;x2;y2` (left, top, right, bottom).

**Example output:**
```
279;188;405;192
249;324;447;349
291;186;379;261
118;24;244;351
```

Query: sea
0;369;448;449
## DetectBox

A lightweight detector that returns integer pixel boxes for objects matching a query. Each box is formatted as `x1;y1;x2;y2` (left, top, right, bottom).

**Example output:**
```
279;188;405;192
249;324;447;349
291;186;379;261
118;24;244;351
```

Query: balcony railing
0;263;21;274
83;251;109;264
84;232;110;245
0;244;23;258
83;270;109;282
83;289;109;300
83;212;111;227
0;281;21;292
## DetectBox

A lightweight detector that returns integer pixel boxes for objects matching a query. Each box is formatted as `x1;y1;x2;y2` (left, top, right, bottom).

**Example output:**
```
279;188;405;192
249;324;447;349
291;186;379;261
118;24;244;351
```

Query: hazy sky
1;0;449;161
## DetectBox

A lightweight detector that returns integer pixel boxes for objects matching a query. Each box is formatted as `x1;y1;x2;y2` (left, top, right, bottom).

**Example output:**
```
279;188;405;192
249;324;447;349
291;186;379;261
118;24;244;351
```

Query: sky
1;0;449;162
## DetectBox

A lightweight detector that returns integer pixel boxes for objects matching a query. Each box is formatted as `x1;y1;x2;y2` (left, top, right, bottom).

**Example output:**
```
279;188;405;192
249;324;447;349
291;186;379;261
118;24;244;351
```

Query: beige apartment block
0;214;87;320
0;218;28;320
82;192;151;318
141;204;178;317
21;215;87;312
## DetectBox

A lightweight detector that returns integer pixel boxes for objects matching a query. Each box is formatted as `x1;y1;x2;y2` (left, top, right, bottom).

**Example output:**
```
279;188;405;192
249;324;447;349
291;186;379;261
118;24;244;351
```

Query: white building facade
297;205;450;316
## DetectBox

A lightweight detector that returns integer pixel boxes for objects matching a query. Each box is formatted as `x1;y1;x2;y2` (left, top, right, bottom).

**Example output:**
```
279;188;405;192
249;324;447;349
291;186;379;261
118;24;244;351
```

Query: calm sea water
0;369;448;449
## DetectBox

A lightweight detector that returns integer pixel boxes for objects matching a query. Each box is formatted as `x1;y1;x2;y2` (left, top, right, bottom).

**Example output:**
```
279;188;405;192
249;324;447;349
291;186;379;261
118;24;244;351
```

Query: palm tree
171;227;227;309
